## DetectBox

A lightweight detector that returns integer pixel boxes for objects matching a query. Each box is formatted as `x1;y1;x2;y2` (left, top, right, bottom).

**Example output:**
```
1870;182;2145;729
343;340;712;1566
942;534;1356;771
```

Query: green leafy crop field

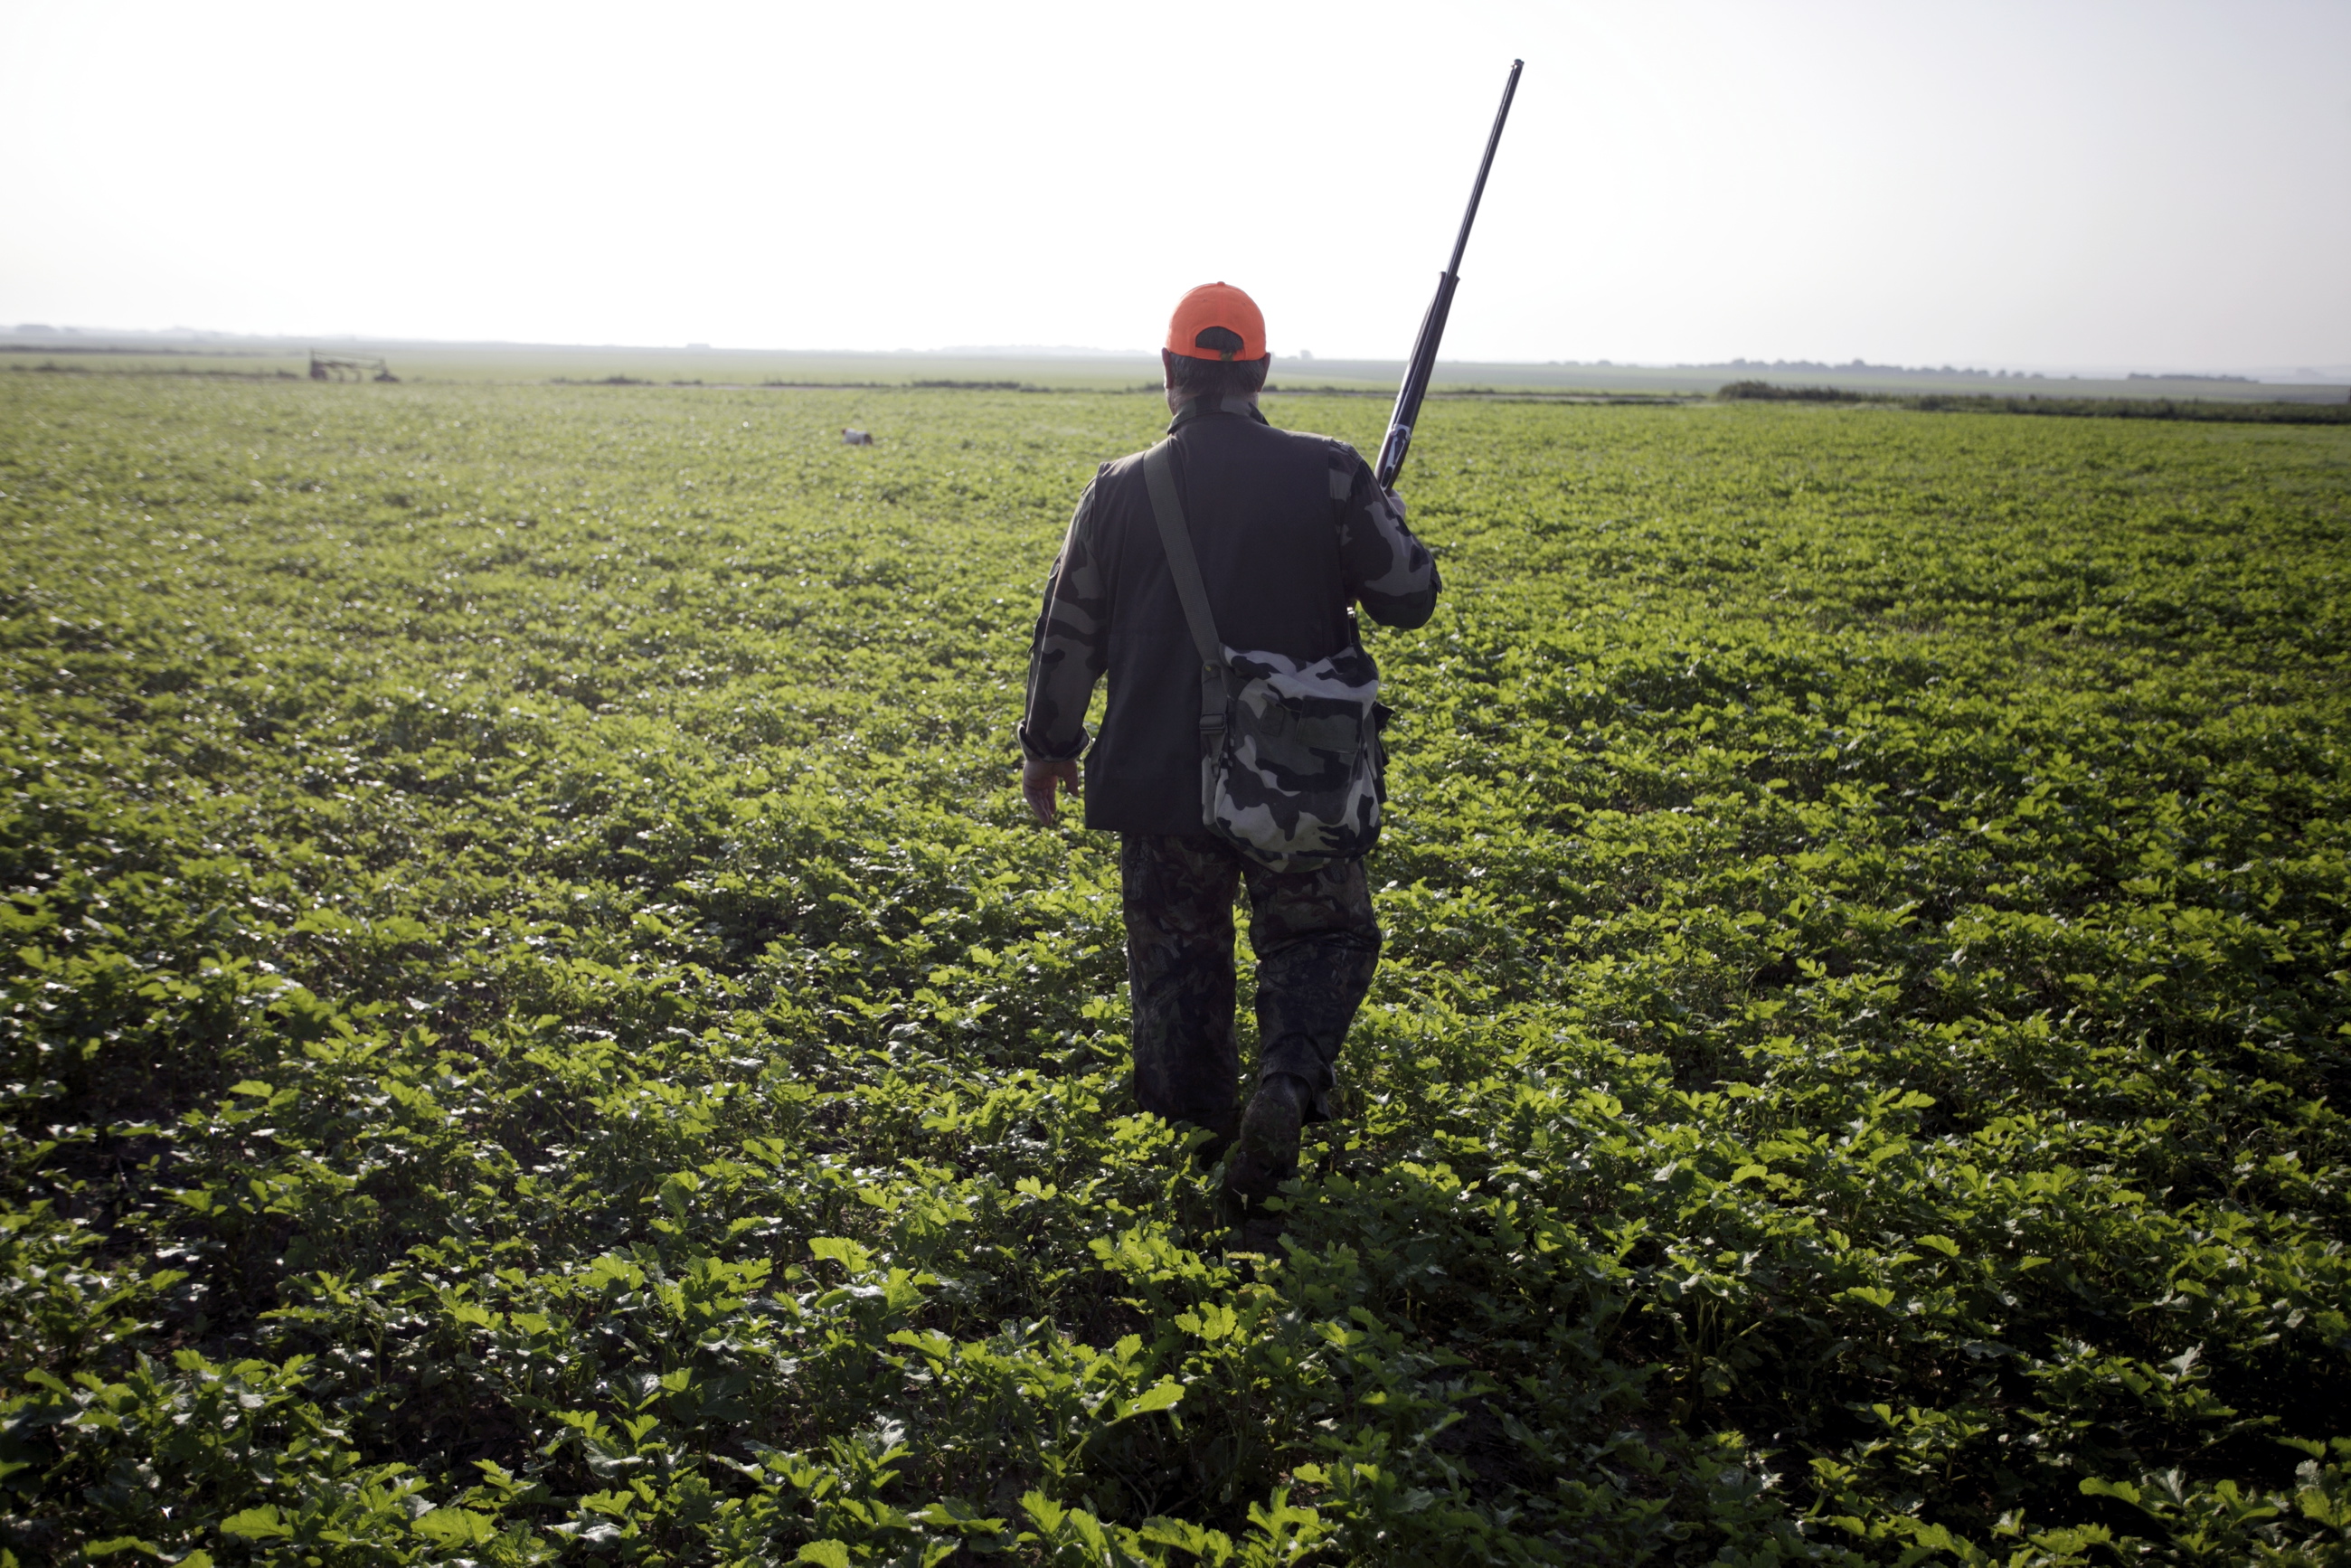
1;377;2346;1566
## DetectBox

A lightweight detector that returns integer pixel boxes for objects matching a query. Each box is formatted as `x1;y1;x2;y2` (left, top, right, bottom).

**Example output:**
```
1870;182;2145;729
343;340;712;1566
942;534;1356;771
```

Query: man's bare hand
1022;758;1081;826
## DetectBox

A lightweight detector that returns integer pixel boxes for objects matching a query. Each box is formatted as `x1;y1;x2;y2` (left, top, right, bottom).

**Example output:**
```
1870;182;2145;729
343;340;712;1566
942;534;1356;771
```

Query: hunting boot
1187;1107;1240;1169
1223;1072;1310;1209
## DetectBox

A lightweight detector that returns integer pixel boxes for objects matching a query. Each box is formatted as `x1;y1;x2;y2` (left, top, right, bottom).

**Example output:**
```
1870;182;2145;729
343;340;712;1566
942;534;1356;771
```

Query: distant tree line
1717;381;2351;424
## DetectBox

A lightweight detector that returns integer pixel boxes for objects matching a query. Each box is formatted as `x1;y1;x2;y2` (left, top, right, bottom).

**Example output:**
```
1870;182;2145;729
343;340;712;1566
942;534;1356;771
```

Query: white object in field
841;428;873;446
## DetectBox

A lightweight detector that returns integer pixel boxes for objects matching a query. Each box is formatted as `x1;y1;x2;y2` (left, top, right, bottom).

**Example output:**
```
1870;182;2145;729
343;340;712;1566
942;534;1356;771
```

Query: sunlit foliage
1;377;2346;1563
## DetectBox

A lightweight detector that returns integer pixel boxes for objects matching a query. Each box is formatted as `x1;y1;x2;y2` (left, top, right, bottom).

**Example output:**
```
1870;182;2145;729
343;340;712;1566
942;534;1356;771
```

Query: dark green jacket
1018;398;1440;835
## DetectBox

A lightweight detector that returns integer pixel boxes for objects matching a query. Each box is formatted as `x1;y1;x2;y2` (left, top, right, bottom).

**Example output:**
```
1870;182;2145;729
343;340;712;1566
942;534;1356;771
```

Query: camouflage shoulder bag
1141;440;1385;872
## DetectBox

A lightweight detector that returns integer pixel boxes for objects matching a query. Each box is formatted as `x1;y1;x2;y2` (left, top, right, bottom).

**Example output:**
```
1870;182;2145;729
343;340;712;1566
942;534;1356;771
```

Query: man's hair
1167;339;1271;400
1170;322;1270;399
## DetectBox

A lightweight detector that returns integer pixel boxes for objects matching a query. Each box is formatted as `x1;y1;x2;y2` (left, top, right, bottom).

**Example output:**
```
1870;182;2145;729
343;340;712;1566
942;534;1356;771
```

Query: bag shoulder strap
1141;441;1223;667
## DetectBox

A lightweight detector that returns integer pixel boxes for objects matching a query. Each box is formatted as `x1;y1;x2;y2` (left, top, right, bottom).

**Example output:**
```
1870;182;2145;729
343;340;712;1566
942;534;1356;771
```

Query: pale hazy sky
4;0;2346;371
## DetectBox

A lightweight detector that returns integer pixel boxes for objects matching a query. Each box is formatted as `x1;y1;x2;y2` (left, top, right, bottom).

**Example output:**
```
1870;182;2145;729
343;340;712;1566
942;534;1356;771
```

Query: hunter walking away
1019;282;1440;1221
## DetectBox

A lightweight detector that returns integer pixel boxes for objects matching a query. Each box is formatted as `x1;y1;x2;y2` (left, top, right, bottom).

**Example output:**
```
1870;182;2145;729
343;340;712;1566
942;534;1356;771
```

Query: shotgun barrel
1373;60;1524;490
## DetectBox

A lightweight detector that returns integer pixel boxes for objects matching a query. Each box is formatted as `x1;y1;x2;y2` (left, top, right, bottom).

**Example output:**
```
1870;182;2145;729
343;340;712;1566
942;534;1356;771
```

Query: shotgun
1374;60;1525;490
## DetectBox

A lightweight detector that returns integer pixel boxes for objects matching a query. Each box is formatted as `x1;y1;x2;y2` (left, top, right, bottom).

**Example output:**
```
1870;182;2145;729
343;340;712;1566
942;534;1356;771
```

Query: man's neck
1167;394;1264;429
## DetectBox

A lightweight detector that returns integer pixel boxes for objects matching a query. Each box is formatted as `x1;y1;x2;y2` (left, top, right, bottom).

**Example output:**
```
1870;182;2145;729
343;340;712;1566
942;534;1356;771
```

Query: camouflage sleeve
1017;475;1109;762
1331;445;1440;628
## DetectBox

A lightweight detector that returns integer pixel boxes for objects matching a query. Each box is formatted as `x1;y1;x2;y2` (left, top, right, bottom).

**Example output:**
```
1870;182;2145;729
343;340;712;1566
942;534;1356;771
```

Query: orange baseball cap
1166;281;1267;362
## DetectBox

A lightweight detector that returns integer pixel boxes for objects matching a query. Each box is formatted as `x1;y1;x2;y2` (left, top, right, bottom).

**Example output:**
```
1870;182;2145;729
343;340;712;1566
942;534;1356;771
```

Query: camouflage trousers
1119;833;1381;1136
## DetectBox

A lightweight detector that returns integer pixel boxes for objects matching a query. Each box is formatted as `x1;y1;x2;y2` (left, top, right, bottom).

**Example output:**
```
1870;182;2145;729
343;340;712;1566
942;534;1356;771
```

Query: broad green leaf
411;1507;498;1546
220;1507;292;1540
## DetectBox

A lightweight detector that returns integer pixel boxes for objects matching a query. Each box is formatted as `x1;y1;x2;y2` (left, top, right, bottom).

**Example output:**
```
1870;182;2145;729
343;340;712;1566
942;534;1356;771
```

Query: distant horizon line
5;323;2347;384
